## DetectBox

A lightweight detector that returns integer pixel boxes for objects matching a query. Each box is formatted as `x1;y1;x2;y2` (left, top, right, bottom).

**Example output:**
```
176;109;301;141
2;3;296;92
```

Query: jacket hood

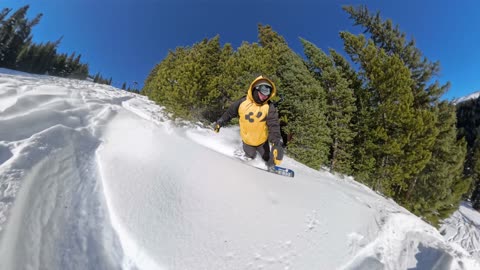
247;75;277;105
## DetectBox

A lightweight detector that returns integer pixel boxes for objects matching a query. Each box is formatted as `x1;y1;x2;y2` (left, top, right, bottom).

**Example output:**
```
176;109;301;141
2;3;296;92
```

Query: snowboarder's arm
266;104;283;146
216;97;246;127
266;104;284;165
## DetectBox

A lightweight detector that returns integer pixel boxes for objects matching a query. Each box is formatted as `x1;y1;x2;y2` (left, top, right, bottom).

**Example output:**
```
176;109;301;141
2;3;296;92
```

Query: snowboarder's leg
242;143;257;159
256;142;270;162
256;142;274;168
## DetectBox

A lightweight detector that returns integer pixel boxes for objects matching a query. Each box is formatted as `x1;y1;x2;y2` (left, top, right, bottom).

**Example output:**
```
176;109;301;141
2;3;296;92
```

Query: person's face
258;91;269;102
255;83;272;102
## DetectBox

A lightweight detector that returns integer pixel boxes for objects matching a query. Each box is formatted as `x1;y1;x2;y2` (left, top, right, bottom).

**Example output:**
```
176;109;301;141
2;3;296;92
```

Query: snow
453;90;480;104
441;202;480;261
0;68;479;269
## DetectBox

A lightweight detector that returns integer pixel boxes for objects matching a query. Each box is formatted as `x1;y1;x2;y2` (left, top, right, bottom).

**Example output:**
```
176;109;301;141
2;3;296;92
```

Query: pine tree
15;41;34;71
329;48;377;178
0;5;42;68
55;53;69;77
0;6;89;79
72;63;88;79
0;8;12;23
167;37;224;119
33;41;57;74
408;102;470;225
35;38;62;74
205;42;242;122
187;35;224;119
121;82;127;90
329;49;363;93
93;72;100;83
144;36;241;121
301;38;356;174
258;25;331;168
342;6;460;214
470;143;480;210
343;5;448;107
457;97;480;210
143;62;161;96
340;32;434;197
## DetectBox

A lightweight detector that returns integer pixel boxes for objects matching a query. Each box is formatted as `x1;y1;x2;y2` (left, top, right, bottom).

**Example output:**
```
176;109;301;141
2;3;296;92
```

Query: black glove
213;121;222;133
271;143;284;165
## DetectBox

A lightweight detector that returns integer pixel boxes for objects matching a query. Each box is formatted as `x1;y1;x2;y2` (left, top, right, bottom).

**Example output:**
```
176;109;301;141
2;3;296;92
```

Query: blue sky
3;0;480;100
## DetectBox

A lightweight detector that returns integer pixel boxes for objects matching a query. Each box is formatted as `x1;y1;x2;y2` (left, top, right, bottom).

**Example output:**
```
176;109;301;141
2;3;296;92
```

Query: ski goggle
255;83;272;96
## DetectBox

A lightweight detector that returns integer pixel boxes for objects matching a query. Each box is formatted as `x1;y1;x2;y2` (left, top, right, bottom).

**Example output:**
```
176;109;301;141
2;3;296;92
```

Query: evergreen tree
65;52;75;75
216;40;276;119
205;42;244;121
408;102;470;225
0;8;12;23
144;49;179;108
0;5;89;80
301;38;356;174
329;48;376;178
32;41;57;74
343;6;461;214
143;63;160;95
343;5;448;107
340;32;434;197
470;143;480;210
70;63;89;79
258;25;331;168
52;53;68;77
144;36;239;121
121;82;127;90
15;41;34;71
329;49;363;93
91;72;112;85
0;5;42;68
457;97;480;209
93;72;100;83
456;98;480;148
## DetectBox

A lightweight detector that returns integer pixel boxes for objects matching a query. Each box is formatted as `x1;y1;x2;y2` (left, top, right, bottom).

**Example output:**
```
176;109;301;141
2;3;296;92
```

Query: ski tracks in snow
441;202;480;262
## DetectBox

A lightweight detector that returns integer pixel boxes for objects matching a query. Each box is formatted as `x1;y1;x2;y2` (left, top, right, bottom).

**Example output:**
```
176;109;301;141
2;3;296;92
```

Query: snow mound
0;68;479;269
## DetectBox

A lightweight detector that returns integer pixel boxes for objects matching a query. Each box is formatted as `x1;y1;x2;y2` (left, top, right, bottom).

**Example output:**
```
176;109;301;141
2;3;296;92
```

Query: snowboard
267;165;295;178
233;149;295;178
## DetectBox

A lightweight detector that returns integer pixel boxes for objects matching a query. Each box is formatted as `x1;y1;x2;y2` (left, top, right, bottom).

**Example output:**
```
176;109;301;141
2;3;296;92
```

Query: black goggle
255;84;272;96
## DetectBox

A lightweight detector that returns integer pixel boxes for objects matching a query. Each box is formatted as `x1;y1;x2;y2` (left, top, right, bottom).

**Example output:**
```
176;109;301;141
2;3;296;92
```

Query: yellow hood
247;75;277;104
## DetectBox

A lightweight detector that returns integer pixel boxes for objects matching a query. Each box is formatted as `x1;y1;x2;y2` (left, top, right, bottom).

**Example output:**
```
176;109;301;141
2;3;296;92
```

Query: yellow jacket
217;76;282;146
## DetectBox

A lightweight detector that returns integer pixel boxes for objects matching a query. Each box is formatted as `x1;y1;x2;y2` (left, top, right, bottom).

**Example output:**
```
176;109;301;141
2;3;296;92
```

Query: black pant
243;142;273;166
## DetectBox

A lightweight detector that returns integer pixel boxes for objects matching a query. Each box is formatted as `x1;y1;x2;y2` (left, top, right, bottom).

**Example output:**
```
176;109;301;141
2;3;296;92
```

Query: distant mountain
455;89;480;212
453;90;480;104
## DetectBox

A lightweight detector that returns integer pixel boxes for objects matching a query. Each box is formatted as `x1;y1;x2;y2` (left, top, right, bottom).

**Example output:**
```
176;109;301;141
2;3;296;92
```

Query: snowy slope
441;202;480;261
0;68;479;270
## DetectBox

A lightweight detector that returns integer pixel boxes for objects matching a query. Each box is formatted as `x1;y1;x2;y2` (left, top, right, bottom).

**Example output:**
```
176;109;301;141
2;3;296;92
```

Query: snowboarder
214;75;284;169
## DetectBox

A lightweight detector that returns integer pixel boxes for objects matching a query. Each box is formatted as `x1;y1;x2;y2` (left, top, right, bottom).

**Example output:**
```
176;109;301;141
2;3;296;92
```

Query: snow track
441;202;480;263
